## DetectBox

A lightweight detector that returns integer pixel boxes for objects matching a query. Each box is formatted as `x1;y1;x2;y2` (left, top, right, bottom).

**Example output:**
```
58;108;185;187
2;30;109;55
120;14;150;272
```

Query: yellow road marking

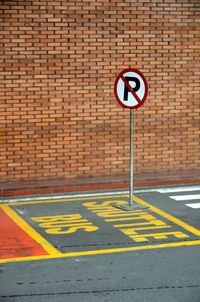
1;194;200;264
8;193;199;234
1;205;61;256
133;196;200;237
105;214;154;222
1;240;200;264
120;225;172;231
2;195;129;206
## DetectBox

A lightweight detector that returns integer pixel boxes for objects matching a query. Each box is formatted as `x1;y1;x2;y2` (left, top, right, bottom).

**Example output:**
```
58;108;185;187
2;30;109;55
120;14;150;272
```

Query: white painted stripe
186;203;200;209
158;186;200;193
170;194;200;201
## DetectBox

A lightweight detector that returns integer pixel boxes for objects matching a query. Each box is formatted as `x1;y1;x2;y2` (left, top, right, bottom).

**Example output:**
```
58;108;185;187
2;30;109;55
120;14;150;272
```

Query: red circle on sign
114;68;148;109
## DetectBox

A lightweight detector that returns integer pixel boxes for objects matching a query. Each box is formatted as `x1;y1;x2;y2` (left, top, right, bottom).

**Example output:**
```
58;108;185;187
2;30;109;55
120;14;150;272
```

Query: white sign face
114;68;148;109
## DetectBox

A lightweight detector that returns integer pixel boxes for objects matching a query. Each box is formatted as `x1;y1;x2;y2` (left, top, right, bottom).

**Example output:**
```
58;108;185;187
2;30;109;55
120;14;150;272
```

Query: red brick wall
0;0;199;183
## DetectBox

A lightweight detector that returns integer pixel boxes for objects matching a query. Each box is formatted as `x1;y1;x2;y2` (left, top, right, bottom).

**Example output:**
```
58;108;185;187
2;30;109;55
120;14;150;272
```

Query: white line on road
170;194;200;201
157;186;200;193
185;203;200;209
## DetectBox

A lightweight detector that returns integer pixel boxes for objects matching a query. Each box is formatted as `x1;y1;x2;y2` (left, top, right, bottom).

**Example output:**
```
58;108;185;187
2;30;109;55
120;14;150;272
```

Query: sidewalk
0;170;199;198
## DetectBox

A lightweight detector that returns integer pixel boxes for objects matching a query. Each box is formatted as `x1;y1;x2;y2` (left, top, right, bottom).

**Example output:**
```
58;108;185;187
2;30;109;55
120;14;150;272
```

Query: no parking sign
114;68;148;109
113;68;148;211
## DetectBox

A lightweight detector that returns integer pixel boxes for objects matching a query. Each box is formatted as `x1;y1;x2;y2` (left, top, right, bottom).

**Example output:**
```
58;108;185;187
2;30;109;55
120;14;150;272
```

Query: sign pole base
113;203;147;211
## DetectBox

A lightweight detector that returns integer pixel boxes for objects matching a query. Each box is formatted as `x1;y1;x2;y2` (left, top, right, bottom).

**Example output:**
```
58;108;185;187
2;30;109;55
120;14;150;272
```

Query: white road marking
157;186;200;194
170;194;200;201
185;203;200;209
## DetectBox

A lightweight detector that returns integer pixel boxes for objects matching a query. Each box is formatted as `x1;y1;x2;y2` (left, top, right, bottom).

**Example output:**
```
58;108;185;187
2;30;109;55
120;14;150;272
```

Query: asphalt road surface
0;184;200;301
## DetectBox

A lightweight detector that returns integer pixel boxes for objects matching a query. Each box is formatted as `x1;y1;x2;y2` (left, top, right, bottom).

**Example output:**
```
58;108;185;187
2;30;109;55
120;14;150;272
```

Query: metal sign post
114;68;148;211
129;108;134;207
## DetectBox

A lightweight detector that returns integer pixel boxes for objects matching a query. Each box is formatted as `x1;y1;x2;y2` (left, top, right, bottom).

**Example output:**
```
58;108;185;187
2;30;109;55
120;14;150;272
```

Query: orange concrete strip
0;207;49;259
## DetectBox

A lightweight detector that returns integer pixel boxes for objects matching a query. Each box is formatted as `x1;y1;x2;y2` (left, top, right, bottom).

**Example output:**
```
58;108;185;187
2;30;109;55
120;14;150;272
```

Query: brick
0;0;199;182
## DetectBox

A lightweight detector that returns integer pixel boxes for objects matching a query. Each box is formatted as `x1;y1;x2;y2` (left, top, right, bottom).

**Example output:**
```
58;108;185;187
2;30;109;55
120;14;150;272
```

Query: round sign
114;68;148;109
